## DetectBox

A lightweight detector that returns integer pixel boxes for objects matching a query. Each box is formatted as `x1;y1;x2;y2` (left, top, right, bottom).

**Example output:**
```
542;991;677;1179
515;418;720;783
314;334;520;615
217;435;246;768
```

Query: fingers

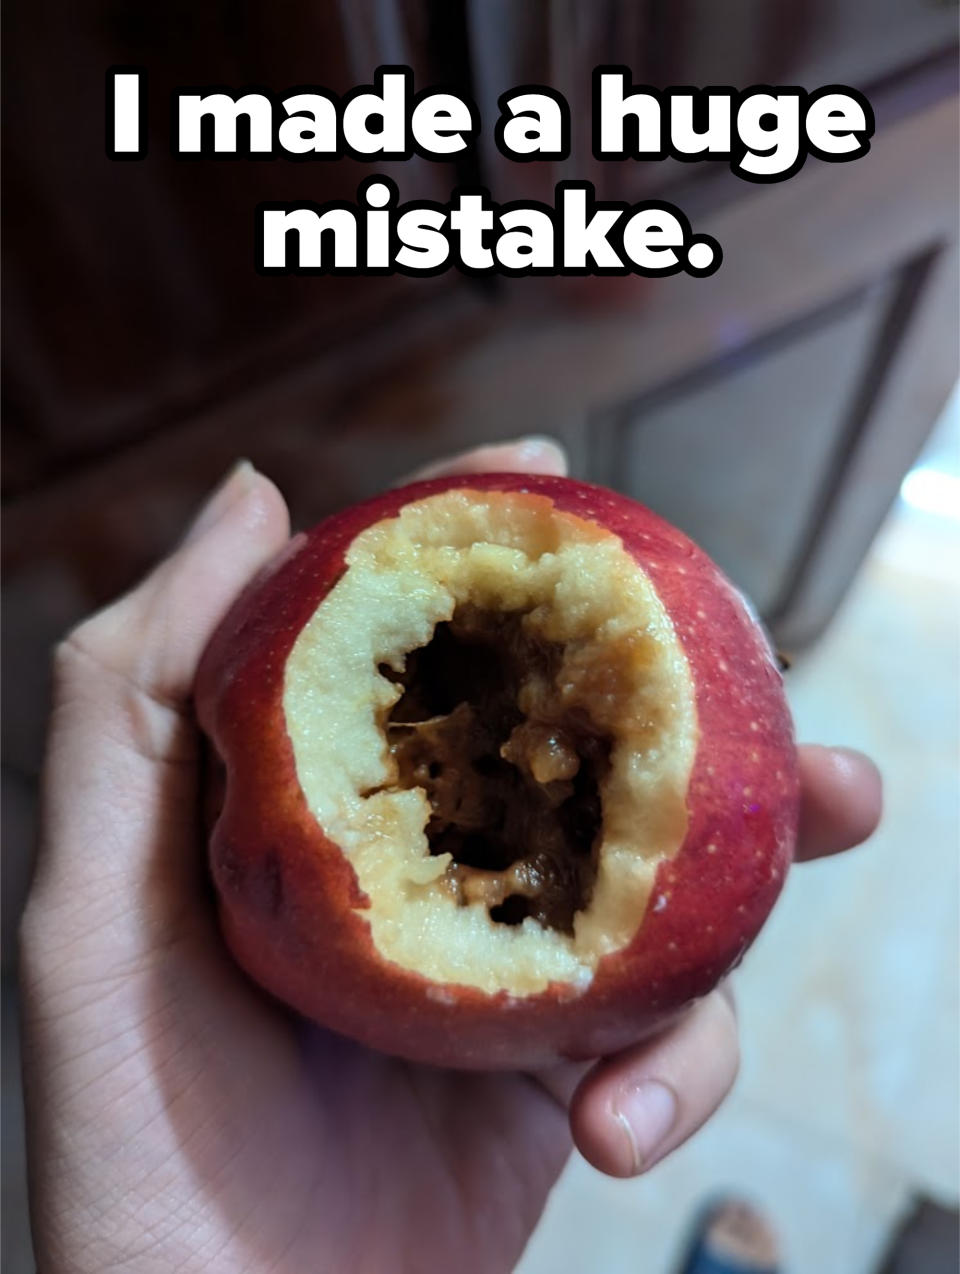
569;990;739;1177
795;744;882;862
61;461;290;706
403;436;568;483
33;464;290;912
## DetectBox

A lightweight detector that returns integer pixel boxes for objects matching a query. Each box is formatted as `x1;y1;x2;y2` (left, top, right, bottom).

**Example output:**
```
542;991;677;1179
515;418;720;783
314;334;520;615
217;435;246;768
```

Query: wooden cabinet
2;0;449;479
578;86;960;646
2;4;957;706
593;287;899;618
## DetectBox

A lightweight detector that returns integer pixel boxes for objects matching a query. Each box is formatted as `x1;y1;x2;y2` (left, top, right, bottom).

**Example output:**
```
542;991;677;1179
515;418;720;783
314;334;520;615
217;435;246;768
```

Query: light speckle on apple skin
426;987;456;1006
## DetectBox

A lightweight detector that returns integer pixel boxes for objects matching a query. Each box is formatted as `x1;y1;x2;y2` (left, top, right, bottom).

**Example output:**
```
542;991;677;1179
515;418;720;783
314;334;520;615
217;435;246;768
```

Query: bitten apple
196;474;799;1069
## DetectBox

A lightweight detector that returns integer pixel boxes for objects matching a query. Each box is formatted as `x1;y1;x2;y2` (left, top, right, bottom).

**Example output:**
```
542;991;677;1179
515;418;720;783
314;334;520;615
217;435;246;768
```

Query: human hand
20;441;882;1274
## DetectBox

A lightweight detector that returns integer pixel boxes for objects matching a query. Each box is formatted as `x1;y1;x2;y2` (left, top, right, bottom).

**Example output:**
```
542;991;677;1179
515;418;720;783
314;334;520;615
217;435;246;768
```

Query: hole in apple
382;604;611;934
488;895;531;926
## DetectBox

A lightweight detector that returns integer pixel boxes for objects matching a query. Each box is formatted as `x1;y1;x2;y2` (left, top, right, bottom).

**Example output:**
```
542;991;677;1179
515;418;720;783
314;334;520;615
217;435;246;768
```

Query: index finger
402;436;568;483
795;744;882;861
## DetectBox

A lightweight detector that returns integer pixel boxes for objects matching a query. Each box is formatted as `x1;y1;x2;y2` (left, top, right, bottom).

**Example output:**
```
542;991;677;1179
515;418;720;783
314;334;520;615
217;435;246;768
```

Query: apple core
283;489;698;996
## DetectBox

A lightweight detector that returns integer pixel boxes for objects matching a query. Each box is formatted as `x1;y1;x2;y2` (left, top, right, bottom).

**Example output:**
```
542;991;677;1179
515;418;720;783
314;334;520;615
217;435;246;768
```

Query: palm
28;669;569;1274
106;911;568;1274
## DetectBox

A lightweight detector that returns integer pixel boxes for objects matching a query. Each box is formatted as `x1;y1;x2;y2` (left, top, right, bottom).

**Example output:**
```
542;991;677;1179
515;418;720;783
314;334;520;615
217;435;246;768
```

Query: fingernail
183;460;256;544
510;436;569;474
509;434;563;452
611;1080;677;1174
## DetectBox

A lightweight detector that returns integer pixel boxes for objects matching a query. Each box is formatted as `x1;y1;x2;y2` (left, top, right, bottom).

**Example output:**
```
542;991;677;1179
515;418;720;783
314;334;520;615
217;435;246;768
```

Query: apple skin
196;474;799;1069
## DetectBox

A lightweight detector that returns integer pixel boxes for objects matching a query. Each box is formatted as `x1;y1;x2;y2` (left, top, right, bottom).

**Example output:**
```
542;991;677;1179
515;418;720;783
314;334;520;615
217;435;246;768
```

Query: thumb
30;464;290;935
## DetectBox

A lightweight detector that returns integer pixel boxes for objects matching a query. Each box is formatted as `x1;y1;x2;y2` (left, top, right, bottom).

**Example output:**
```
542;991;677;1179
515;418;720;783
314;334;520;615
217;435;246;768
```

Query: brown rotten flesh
379;606;612;935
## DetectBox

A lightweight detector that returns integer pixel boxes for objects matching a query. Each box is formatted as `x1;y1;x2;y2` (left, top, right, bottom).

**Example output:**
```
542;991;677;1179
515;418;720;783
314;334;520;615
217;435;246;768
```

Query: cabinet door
2;0;457;488
579;88;959;645
592;281;898;616
410;85;958;647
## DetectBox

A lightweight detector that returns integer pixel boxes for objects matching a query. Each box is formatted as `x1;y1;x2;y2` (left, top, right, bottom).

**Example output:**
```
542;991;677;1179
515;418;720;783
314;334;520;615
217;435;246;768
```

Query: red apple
196;474;798;1069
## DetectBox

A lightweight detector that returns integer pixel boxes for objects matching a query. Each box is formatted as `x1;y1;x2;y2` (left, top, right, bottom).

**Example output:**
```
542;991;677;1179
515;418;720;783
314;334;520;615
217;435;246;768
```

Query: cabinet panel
603;282;895;612
1;0;453;485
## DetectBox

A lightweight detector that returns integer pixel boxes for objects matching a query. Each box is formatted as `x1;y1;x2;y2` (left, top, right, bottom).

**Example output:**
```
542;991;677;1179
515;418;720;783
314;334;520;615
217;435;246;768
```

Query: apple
196;473;799;1069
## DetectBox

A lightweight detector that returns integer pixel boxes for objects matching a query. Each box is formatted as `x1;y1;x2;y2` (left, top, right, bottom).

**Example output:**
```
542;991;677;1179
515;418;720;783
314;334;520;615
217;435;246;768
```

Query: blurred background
3;2;958;1270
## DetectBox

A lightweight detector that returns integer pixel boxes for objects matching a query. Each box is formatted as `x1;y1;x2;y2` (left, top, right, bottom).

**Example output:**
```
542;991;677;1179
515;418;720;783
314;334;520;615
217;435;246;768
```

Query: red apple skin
196;474;799;1070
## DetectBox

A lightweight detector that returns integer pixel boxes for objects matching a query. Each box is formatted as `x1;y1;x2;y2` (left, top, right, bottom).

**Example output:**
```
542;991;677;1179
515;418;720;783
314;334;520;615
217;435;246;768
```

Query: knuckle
51;628;94;692
50;614;121;703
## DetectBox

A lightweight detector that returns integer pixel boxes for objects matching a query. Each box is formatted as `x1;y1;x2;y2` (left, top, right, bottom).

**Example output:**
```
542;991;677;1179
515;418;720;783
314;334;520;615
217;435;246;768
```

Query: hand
20;442;882;1274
